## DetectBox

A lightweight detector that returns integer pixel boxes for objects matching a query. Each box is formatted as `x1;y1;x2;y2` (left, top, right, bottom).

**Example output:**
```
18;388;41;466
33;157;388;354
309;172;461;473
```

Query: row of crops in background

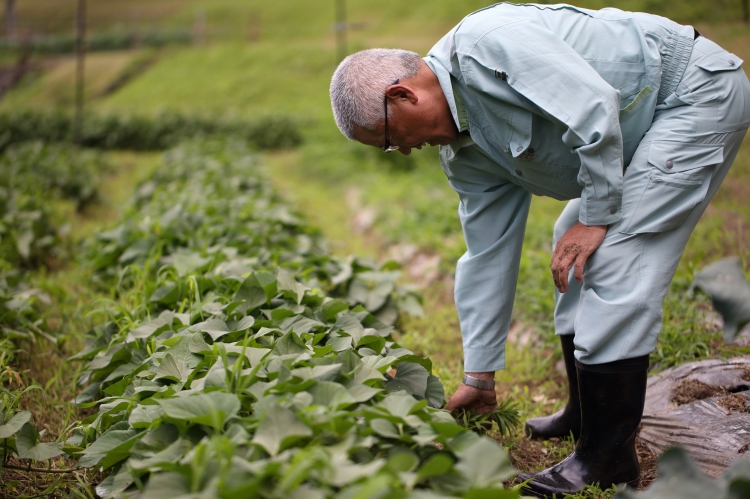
0;111;301;385
0;110;302;153
0;139;522;497
0;114;299;495
0;28;194;55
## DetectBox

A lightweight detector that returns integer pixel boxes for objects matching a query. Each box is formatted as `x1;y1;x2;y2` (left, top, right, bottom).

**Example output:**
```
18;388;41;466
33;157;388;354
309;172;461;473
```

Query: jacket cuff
463;345;506;372
578;199;622;226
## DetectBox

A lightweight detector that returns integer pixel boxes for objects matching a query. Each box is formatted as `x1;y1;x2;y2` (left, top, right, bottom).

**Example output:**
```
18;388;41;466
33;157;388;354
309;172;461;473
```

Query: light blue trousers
554;36;750;365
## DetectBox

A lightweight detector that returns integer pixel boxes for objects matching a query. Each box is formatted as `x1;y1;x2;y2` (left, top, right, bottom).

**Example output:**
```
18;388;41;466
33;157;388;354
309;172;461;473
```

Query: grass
1;151;161;497
1;1;750;497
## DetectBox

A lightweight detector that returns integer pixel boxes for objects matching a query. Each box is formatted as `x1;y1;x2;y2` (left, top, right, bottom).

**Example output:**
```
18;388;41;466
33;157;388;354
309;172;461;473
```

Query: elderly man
329;3;750;497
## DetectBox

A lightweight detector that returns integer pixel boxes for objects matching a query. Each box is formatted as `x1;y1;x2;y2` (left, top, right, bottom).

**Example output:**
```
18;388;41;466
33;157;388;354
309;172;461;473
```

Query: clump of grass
455;398;522;437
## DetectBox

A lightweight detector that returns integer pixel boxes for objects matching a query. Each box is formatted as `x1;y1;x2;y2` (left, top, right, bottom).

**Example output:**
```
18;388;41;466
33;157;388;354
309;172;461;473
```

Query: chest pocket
620;141;723;234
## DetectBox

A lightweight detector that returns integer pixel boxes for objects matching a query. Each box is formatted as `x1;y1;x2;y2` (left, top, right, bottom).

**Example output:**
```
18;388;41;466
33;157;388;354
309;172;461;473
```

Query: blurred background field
1;1;749;497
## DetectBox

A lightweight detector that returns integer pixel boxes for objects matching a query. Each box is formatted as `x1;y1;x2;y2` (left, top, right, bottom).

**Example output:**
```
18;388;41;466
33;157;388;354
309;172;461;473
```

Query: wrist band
462;374;495;390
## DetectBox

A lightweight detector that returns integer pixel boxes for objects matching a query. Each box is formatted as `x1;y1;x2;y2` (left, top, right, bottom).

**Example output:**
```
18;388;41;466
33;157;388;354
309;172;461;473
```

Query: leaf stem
2;463;80;473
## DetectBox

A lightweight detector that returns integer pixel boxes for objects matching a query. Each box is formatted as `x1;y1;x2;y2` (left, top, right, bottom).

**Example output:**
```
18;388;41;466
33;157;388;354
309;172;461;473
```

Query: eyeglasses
382;79;400;153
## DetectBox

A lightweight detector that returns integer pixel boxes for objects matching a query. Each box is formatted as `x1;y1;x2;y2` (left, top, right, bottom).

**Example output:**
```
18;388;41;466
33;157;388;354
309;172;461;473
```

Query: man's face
352;80;458;156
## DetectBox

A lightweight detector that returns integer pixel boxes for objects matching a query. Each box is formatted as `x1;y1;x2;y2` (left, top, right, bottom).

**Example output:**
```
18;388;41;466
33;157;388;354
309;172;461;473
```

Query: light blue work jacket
423;3;696;372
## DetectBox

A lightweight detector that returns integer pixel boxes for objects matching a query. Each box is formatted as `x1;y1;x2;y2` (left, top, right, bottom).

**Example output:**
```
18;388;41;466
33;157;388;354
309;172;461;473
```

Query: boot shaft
575;356;648;454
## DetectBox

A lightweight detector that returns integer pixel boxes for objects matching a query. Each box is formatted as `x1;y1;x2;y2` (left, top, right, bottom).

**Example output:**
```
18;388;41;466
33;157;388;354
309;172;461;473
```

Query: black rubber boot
518;355;648;498
525;334;581;440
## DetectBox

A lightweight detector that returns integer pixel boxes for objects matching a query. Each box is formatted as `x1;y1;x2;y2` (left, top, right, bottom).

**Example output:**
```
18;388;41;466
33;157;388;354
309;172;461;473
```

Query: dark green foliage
0;110;302;153
615;446;750;498
0;187;60;269
1;141;109;210
0;142;110;269
71;140;521;498
0;28;192;55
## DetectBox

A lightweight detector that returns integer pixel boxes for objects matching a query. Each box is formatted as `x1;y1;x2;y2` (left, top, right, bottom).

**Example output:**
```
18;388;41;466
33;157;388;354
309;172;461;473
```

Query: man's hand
551;221;608;293
445;372;497;414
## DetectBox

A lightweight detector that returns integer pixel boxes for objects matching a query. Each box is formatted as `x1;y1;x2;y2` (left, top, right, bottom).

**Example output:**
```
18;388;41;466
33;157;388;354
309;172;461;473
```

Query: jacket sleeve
459;19;625;226
442;147;531;372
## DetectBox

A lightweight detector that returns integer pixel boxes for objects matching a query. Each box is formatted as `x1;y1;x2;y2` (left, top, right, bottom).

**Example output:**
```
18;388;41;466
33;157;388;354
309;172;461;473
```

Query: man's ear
385;83;419;104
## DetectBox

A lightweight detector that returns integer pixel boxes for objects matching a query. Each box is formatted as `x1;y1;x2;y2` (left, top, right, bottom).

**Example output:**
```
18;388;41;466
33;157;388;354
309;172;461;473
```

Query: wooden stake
4;0;15;40
74;0;86;146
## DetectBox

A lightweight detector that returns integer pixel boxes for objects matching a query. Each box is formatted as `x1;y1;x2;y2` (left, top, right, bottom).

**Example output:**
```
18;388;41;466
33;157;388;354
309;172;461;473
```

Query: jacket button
609;206;617;214
666;160;673;169
515;169;523;176
517;146;523;152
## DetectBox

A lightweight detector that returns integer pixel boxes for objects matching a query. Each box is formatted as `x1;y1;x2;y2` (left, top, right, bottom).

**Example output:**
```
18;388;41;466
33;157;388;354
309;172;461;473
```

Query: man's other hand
551;221;608;293
445;374;497;414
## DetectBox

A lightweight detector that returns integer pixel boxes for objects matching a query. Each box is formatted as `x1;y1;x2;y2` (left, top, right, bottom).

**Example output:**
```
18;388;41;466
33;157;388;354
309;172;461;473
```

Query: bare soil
717;393;750;414
507;437;562;473
636;437;658;489
505;435;658;491
671;379;727;405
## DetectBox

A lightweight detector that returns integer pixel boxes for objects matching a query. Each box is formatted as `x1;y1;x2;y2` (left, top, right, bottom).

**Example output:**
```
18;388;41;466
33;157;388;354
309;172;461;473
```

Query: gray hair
330;48;422;140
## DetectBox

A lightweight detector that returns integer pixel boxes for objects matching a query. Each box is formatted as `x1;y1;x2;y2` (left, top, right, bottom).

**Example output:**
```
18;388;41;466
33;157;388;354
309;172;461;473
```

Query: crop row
0;110;302;153
0;28;193;55
0;140;517;498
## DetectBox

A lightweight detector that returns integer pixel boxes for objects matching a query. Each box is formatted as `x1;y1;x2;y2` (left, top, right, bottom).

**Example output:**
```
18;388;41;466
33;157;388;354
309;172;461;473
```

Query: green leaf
128;404;164;429
386;362;429;399
397;293;423;317
234;315;255;331
251;405;312;456
16;423;64;461
463;489;520;499
198;318;231;341
346;383;381;403
370;418;399;438
157;392;240;430
386;451;419;473
357;335;386;355
0;410;31;438
272;331;309;356
277;268;308;304
614;447;723;499
154;353;191;383
425;375;445;409
81;428;142;470
378;391;424;418
143;472;191;499
307;381;356;408
322;299;349;320
130;439;193;471
234;273;268;310
454;436;515;488
170;251;210;277
391;354;432;374
130;316;172;339
149;284;179;304
417;454;454;480
188;332;211;353
95;464;135;499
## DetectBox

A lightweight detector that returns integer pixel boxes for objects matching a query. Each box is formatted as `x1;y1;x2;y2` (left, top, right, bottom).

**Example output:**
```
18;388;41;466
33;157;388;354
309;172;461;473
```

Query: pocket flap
647;142;724;173
695;52;744;72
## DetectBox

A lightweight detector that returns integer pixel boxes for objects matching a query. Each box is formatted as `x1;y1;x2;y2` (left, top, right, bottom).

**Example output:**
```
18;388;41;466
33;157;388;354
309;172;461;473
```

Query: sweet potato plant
33;140;521;498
